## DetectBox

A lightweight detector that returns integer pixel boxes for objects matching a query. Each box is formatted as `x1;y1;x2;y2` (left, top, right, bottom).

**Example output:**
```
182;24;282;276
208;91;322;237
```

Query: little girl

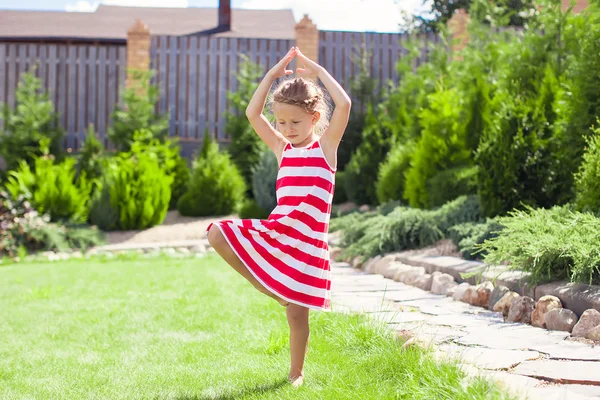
207;46;351;387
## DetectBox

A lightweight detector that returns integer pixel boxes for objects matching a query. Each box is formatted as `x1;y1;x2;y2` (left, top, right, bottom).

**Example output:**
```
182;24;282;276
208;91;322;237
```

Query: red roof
0;5;296;41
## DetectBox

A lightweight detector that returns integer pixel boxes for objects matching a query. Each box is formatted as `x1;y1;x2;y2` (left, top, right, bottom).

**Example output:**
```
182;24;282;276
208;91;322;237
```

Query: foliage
376;141;413;205
107;70;169;152
344;105;392;205
89;137;172;231
0;191;102;257
336;195;483;258
5;143;92;223
178;132;246;217
404;87;472;209
477;205;600;285
252;148;278;214
574;126;600;214
338;43;379;171
0;71;64;173
76;124;105;196
409;0;535;33
225;55;267;195
333;170;348;204
448;218;503;260
426;165;478;208
238;198;270;219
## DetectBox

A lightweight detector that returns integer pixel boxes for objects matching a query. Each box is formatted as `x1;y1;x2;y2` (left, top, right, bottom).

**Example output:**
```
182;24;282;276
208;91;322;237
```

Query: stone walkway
330;262;600;400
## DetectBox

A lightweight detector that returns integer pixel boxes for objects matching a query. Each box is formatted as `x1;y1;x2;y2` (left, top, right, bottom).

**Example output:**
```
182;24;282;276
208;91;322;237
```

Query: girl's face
273;102;320;147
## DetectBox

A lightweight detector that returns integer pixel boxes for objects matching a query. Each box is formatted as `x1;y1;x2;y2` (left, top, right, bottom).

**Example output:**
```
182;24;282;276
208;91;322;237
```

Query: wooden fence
0;31;438;156
0;42;126;150
150;35;295;148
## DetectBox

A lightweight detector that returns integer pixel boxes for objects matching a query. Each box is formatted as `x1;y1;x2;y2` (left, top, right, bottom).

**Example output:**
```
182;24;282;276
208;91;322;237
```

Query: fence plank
97;46;107;139
208;37;218;138
6;44;16;109
189;36;199;139
218;38;228;138
77;45;87;149
198;36;208;138
88;45;97;142
0;44;6;107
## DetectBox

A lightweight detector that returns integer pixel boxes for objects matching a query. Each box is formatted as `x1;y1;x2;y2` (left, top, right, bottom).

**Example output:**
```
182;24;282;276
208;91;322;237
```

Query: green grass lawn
0;253;512;399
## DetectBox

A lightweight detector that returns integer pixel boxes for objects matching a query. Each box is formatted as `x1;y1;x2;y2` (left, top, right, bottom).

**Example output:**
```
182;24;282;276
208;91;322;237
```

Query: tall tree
409;0;535;32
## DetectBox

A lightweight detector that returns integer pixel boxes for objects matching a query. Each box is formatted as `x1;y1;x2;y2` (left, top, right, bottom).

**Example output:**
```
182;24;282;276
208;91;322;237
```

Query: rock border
333;249;600;343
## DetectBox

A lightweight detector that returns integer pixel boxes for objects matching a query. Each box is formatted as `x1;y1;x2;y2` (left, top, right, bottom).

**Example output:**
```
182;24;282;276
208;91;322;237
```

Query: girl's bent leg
286;304;310;387
207;225;289;306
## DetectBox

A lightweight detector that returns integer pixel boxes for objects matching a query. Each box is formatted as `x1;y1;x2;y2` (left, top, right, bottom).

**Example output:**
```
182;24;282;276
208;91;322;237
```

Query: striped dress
207;139;335;311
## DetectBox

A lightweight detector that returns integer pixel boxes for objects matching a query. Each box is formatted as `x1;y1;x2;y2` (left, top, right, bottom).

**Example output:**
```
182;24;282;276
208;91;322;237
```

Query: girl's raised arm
295;47;352;151
245;47;296;156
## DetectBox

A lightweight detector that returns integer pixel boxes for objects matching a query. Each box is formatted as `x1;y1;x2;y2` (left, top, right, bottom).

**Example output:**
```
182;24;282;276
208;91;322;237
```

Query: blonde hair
268;77;331;136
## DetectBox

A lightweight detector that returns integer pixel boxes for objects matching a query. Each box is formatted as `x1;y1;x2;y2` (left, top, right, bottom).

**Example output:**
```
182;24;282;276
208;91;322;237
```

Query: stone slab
426;312;504;328
369;310;431;324
391;322;467;344
535;281;600;317
439;344;540;370
513;360;600;385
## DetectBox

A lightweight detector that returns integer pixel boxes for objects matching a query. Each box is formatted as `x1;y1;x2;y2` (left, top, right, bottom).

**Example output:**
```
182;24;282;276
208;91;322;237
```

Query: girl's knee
286;304;309;326
207;225;224;249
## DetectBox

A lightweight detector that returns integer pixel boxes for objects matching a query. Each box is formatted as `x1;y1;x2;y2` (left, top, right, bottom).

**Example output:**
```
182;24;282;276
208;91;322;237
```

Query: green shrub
0;191;102;257
89;144;172;231
107;70;169;152
376;141;413;204
178;132;246;217
226;56;267;194
574;126;600;214
238;198;270;219
333;170;348;204
168;154;190;210
478;205;600;285
0;71;64;173
252;148;278;214
344;105;391;205
76;125;105;188
404;87;471;209
6;150;92;223
427;165;478;209
448;219;503;260
336;195;483;259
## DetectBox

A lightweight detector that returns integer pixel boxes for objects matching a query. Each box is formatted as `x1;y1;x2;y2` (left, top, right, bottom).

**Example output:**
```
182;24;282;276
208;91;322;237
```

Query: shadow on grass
175;377;289;400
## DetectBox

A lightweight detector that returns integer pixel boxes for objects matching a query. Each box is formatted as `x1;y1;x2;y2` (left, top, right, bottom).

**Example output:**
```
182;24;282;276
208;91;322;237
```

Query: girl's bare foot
288;374;304;388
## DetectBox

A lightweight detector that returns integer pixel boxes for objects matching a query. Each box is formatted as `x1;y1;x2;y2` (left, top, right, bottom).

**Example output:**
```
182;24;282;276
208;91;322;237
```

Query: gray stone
370;311;431;324
513;360;600;385
413;274;433;291
461;286;476;304
572;309;600;338
431;273;458;295
329;247;342;261
507;296;535;324
351;256;365;269
489;285;510;311
382;262;407;279
471;281;494;308
452;283;470;301
392;264;418;281
392;322;467;344
531;295;562;328
373;255;397;275
439;344;540;370
397;267;426;285
446;285;458;297
364;255;382;274
494;292;520;316
585;324;600;341
545;308;578;333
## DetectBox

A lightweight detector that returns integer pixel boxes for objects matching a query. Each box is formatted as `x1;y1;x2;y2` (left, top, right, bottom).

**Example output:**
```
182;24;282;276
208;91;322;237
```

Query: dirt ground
104;211;234;245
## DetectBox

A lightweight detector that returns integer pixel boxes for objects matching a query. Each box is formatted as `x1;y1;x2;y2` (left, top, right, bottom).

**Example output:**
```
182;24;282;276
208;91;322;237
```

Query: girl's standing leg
286;304;310;387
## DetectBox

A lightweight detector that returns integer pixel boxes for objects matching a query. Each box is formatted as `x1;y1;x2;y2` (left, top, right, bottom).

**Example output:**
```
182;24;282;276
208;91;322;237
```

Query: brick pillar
126;19;151;91
562;0;589;13
448;8;470;57
295;14;319;65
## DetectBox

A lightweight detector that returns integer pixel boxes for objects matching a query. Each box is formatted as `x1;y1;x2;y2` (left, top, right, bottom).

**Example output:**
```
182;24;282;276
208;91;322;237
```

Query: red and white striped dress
207;139;335;311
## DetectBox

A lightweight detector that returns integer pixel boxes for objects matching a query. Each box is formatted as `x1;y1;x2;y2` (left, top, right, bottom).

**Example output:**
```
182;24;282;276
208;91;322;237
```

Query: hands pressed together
269;46;322;79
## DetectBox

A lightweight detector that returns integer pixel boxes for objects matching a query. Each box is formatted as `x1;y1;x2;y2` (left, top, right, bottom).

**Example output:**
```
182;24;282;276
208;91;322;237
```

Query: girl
206;46;351;387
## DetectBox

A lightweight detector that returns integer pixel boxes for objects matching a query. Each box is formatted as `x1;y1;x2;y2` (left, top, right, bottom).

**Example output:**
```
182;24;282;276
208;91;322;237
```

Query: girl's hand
268;47;296;79
295;47;323;78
